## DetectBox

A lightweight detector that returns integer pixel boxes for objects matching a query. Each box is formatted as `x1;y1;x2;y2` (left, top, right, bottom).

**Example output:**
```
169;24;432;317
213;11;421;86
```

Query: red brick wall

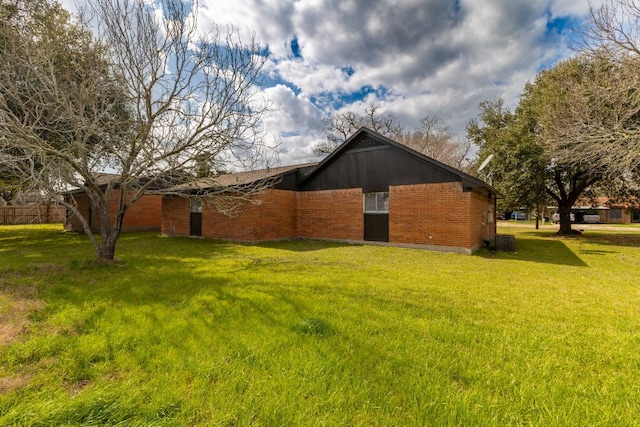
389;183;493;251
469;191;496;250
66;194;91;231
160;184;495;253
200;189;298;241
122;194;162;231
607;208;631;224
67;190;162;232
162;196;190;236
298;189;363;240
117;191;162;231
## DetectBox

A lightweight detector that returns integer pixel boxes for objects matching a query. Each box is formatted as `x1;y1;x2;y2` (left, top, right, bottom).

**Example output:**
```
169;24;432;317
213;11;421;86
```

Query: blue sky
62;0;601;166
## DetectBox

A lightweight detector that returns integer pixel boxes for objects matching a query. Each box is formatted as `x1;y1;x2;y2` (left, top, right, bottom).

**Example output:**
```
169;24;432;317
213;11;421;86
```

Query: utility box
495;234;516;252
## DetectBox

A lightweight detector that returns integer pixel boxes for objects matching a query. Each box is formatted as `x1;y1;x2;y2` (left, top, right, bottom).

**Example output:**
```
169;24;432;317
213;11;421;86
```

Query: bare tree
314;102;403;155
550;0;640;184
538;54;640;179
401;115;473;169
0;0;273;261
583;0;640;58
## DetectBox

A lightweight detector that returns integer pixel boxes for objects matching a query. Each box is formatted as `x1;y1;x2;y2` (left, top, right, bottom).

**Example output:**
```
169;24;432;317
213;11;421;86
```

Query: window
609;208;622;219
190;198;203;213
364;192;389;213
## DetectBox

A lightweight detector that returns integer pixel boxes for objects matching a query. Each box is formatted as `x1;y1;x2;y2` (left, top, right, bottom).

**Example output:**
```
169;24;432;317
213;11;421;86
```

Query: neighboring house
596;200;640;224
64;174;163;233
160;128;498;254
560;198;640;224
608;206;640;223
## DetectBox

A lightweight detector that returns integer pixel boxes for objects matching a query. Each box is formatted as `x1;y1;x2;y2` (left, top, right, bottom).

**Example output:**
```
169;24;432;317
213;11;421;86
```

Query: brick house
64;174;163;233
605;205;640;223
161;128;498;254
574;200;640;224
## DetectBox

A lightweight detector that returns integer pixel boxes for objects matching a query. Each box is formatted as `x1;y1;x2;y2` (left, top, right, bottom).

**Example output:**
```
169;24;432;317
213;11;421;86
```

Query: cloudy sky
62;0;602;167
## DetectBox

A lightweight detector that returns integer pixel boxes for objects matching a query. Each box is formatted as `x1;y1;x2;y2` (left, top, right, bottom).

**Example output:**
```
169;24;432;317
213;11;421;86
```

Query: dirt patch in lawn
0;284;45;394
0;283;45;346
0;373;32;394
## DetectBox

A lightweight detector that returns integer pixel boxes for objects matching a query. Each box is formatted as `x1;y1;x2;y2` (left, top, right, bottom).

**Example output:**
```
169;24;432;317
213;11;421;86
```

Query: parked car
511;211;527;220
551;212;575;223
583;214;600;224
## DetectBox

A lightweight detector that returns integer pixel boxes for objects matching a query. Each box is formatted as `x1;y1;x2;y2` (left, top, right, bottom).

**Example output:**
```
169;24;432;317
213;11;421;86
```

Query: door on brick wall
89;200;99;231
190;198;202;236
363;192;389;242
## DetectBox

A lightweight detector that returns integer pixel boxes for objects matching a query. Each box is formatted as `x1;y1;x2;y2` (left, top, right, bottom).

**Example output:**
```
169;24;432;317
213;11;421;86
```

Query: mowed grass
1;224;640;426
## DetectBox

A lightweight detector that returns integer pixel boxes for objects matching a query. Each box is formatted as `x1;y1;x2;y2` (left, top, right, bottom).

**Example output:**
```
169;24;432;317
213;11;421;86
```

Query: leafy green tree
468;56;607;234
467;99;549;223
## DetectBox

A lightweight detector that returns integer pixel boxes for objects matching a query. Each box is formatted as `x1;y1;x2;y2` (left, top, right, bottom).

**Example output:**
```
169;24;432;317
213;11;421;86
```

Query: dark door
633;210;640;223
364;213;389;242
190;198;202;236
363;192;389;242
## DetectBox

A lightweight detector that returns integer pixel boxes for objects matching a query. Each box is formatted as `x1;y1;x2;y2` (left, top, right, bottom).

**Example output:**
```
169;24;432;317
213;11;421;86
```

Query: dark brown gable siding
300;139;460;192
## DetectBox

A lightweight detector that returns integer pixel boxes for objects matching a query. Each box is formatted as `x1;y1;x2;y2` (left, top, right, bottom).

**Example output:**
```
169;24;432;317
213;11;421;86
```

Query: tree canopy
468;56;608;234
469;0;640;233
0;0;272;260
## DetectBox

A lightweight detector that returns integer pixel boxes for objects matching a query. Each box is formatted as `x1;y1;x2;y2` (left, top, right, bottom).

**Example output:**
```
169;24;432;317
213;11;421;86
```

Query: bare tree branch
314;102;403;155
400;114;473;169
0;0;274;260
582;0;640;58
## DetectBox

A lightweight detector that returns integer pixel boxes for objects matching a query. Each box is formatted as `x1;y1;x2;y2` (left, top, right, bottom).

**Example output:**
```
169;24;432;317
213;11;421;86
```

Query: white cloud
260;85;325;166
60;0;598;166
551;0;601;17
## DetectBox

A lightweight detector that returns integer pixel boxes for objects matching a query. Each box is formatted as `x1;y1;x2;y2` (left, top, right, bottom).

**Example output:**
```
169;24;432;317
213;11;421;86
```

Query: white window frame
363;192;389;214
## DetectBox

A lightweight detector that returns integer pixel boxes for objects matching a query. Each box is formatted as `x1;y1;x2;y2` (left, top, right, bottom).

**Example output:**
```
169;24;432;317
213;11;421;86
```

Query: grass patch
1;224;640;425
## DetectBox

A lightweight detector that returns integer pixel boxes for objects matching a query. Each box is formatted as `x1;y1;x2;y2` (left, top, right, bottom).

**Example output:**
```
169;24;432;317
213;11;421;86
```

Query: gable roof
159;163;318;193
298;127;496;193
67;172;184;195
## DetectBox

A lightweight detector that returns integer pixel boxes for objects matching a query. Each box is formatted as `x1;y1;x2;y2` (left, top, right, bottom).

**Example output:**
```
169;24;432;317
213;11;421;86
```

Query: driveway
498;220;640;232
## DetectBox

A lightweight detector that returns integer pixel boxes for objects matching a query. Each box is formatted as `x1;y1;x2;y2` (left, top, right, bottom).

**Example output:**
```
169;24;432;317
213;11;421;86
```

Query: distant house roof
89;173;121;187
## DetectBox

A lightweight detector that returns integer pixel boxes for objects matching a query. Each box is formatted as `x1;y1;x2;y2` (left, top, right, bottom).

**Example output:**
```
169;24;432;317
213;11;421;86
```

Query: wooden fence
0;205;66;225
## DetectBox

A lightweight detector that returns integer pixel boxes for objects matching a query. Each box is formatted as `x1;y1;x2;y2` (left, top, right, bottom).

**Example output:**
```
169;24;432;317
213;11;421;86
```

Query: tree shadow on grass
255;239;359;253
581;233;640;249
478;235;587;267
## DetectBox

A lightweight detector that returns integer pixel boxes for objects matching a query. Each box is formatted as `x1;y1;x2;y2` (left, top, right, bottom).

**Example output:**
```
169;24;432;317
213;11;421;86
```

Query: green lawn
1;224;640;426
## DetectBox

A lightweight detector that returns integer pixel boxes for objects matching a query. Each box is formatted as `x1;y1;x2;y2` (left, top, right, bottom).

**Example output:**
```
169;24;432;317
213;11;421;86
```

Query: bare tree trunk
98;229;120;261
